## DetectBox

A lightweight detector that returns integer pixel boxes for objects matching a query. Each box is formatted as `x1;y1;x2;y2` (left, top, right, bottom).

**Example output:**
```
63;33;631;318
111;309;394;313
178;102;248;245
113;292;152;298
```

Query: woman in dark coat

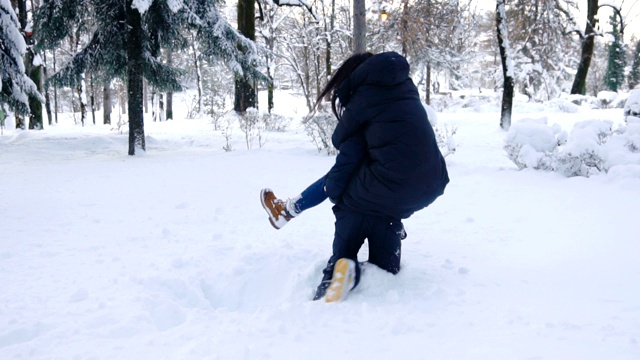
261;51;449;302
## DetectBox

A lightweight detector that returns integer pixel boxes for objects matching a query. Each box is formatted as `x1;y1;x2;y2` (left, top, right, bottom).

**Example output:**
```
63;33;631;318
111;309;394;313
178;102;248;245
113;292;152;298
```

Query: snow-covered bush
563;93;599;108
597;91;618;107
425;103;457;157
221;115;235;152
111;113;128;134
305;105;457;157
206;95;229;130
505;118;640;177
238;108;265;149
185;95;201;119
429;93;455;112
545;98;581;113
262;112;292;132
304;111;338;155
210;108;230;131
624;88;640;123
504;118;564;170
438;93;498;113
434;125;458;157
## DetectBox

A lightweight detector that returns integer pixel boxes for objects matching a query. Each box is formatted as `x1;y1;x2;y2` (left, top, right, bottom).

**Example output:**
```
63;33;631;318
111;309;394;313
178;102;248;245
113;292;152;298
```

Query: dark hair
313;52;373;120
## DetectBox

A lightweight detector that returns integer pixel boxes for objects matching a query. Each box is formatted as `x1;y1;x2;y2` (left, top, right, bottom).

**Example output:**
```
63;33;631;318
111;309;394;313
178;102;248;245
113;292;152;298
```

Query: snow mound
624;88;640;121
505;118;640;177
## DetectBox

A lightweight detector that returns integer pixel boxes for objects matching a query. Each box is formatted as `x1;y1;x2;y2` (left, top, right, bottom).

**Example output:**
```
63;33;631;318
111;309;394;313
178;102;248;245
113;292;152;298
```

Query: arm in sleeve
331;102;365;148
324;133;367;202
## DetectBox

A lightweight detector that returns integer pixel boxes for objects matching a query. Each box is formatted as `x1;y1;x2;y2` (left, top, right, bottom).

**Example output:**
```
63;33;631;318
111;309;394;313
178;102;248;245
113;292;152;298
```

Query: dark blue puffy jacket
324;52;449;220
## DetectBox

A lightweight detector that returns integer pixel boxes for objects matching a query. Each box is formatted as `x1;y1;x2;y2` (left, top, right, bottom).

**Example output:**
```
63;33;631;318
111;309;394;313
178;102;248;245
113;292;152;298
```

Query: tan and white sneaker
260;188;293;229
325;258;356;303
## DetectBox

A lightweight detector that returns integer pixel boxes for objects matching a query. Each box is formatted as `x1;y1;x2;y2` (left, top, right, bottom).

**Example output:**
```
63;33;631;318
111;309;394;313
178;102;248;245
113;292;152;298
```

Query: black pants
320;205;404;289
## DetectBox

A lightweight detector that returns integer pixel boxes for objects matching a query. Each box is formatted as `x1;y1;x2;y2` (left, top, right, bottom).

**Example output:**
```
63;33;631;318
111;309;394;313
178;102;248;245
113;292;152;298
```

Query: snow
131;0;153;14
625;88;640;120
166;0;184;13
1;0;27;68
1;91;639;359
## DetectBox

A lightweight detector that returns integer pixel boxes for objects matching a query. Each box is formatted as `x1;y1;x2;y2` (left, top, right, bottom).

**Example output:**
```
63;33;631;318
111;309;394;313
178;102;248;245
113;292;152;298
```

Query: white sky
471;0;640;43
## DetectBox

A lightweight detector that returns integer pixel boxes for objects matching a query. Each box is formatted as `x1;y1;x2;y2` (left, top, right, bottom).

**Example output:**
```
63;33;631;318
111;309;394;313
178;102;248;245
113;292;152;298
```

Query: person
261;51;449;302
260;131;367;229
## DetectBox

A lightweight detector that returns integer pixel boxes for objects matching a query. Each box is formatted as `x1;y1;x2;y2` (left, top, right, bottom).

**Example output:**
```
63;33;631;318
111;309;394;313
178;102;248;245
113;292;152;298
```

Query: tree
236;0;316;113
570;0;624;95
586;37;608;95
0;0;42;117
571;0;599;95
604;13;626;91
496;0;514;130
166;49;174;120
103;83;112;124
35;0;265;155
505;0;580;101
628;40;640;89
256;0;347;113
353;0;366;52
397;1;480;95
126;0;145;152
235;0;257;113
10;0;45;129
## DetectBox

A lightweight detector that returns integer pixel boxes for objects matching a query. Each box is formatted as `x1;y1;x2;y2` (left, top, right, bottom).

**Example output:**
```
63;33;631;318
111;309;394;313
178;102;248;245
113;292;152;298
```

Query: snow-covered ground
1;92;639;359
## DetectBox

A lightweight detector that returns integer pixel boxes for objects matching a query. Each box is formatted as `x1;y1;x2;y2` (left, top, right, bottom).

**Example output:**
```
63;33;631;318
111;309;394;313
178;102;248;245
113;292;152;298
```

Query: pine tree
629;40;640;90
604;13;626;92
34;0;265;155
0;0;43;116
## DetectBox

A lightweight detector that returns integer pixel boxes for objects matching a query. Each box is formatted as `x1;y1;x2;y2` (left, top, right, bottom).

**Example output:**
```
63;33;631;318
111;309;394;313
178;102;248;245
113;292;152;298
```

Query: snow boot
260;188;295;229
324;258;356;303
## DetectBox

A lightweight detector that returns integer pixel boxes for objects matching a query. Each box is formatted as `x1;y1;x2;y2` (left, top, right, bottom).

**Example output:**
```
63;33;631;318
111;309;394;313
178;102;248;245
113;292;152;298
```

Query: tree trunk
166;50;173;120
324;0;335;102
496;0;514;130
234;0;256;113
126;1;145;155
191;33;202;115
425;62;431;105
571;0;599;95
15;0;43;129
90;74;96;125
103;83;112;125
353;0;366;53
400;0;409;57
119;82;127;115
152;89;157;122
143;80;148;113
267;76;274;113
78;75;86;127
26;47;43;129
43;51;52;126
53;49;58;123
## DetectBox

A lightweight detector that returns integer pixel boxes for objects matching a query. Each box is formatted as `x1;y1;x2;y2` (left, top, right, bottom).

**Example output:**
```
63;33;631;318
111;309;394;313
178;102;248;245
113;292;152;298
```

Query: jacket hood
351;51;410;87
336;52;410;107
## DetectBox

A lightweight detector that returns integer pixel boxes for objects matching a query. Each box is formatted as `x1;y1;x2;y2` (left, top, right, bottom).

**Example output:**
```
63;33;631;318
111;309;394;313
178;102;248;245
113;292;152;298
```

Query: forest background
2;0;640;152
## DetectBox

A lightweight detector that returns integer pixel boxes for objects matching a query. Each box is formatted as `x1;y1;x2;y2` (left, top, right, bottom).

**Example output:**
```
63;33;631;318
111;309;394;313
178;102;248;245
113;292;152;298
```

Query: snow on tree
271;0;315;17
34;0;266;155
0;0;43;116
505;0;580;102
396;1;479;93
